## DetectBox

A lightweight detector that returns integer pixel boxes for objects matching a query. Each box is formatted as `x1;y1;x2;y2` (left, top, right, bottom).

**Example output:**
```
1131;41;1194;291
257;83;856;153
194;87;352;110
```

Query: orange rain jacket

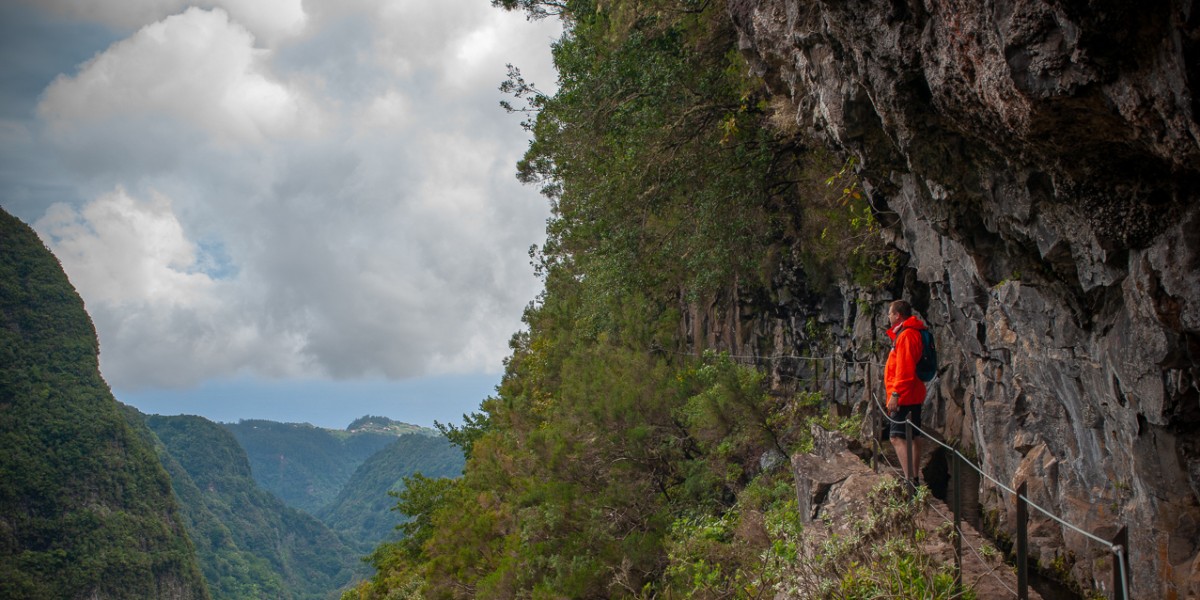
885;315;928;406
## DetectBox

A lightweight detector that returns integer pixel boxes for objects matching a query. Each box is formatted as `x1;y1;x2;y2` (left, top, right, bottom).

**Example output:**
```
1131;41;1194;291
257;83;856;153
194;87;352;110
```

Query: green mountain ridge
223;416;436;514
0;206;463;599
0;208;209;599
346;414;437;437
222;415;465;555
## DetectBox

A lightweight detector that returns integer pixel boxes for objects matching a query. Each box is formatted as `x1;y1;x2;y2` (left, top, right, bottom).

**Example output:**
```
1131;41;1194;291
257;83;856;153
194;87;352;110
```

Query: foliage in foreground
776;480;974;599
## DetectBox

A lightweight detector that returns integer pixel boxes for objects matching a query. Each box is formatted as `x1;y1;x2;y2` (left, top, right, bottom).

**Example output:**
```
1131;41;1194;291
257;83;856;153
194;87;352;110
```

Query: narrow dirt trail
913;492;1045;600
789;428;1045;599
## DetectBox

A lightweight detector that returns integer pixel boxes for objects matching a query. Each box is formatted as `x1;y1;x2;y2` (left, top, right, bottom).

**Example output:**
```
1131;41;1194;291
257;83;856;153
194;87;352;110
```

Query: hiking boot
904;477;923;498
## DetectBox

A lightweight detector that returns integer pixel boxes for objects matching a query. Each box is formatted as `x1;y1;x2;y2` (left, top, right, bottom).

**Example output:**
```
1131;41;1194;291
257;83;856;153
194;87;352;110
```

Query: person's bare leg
891;436;911;479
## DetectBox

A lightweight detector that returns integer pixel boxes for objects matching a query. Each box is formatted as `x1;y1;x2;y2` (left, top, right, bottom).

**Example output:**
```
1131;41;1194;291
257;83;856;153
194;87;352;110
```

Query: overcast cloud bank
5;0;561;394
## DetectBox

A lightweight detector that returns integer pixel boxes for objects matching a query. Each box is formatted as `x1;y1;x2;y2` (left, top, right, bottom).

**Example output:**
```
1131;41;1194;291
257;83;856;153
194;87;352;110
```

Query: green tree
520;6;789;306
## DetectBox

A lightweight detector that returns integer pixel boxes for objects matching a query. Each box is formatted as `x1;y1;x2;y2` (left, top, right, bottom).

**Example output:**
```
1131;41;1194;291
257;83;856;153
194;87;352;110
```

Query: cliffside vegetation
344;1;938;598
0;208;209;599
725;0;1200;595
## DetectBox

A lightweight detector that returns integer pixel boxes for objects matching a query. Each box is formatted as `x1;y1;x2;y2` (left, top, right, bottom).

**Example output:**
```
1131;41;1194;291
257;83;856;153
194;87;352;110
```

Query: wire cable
872;389;1129;599
873;427;1019;598
676;347;1132;598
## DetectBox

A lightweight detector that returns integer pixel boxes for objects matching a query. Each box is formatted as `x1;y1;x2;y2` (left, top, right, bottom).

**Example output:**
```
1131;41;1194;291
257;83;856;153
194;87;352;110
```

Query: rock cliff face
724;1;1199;597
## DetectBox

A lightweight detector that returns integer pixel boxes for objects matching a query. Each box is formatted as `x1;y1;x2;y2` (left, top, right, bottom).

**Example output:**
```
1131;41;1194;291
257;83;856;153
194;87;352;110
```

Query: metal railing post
831;355;838;408
865;387;1140;600
1112;526;1129;600
1016;481;1029;600
953;451;962;593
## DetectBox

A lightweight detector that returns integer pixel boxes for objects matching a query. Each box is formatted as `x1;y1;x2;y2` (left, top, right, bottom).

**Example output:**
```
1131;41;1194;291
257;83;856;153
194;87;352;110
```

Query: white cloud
360;89;412;132
217;0;307;43
33;188;314;387
35;188;211;307
16;0;562;392
370;1;469;78
441;9;551;95
21;0;307;44
38;7;317;145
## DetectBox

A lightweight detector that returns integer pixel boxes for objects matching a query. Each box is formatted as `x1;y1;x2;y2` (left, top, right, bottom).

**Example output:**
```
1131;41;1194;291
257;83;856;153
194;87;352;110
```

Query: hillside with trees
223;416;434;514
318;433;465;552
345;0;839;595
145;414;364;600
0;208;209;599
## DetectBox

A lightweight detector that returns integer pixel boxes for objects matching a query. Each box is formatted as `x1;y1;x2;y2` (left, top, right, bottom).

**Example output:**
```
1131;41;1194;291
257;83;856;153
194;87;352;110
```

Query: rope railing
872;391;1131;600
672;348;1133;599
871;420;1020;598
872;392;1115;547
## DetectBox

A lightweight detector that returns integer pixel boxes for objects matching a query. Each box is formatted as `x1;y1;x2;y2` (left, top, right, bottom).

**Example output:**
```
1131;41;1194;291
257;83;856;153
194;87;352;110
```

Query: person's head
888;299;912;327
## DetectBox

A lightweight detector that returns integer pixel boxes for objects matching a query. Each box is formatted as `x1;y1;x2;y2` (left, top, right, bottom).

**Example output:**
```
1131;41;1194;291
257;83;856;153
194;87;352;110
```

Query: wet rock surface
725;1;1200;597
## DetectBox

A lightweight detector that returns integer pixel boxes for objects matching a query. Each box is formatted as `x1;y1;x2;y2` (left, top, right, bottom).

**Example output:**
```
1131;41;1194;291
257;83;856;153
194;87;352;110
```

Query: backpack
899;326;938;382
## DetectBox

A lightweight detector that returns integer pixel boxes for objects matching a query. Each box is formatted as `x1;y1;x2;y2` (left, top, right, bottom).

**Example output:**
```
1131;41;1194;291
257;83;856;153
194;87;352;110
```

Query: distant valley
223;416;437;515
147;414;465;598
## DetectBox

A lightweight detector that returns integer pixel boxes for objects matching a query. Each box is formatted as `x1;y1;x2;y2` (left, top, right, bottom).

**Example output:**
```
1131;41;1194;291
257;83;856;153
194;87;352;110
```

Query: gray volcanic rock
725;0;1200;597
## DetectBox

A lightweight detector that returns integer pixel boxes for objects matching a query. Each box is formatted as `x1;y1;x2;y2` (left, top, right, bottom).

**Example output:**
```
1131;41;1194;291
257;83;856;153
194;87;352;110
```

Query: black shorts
889;404;924;439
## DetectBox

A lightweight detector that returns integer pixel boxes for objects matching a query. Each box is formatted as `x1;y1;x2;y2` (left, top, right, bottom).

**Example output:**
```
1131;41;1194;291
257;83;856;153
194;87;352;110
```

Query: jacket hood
887;315;927;340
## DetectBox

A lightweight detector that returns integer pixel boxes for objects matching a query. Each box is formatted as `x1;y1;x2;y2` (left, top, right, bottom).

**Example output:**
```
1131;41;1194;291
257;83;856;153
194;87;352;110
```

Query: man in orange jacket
885;299;928;488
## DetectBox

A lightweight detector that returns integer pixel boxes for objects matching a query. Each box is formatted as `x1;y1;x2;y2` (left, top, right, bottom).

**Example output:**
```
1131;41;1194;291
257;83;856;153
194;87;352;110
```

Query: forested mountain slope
0;207;209;599
318;433;464;552
348;0;1200;598
224;416;433;514
145;414;364;600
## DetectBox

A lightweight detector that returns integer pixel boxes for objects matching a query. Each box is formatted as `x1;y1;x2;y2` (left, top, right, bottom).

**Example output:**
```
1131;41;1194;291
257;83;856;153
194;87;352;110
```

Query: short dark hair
889;299;913;318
